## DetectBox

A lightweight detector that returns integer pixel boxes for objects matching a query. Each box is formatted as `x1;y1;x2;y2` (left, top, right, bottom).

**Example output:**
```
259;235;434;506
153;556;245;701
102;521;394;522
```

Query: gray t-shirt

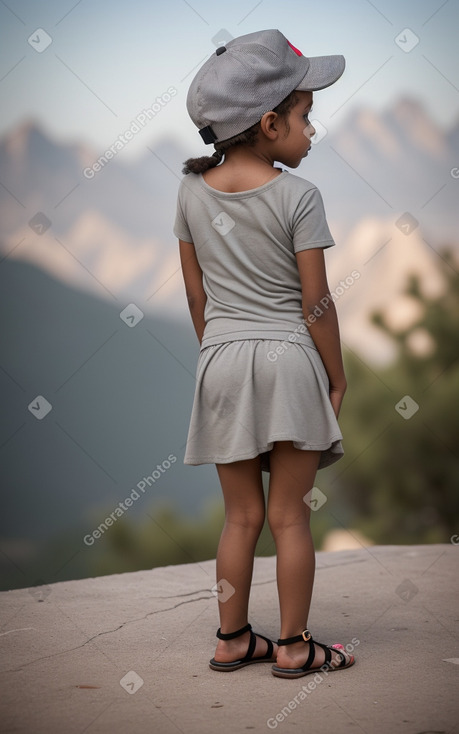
173;170;335;349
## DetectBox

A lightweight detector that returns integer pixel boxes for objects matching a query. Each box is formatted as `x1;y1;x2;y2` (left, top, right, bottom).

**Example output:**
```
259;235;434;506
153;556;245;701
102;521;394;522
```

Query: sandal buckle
302;629;312;642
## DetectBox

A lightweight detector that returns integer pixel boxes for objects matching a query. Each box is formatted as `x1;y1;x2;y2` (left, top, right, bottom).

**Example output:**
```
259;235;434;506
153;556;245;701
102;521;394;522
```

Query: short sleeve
292;186;335;254
173;184;193;243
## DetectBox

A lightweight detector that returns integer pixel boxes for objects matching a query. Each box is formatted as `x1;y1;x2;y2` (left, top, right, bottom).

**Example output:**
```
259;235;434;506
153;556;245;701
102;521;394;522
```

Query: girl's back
175;167;337;350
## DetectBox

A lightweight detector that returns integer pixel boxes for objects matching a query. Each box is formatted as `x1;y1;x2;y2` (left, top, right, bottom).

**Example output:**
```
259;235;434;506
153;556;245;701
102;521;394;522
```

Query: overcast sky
0;0;458;161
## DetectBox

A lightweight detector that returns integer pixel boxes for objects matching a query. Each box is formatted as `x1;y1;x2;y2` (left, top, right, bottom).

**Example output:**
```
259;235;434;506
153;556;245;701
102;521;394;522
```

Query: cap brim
296;54;345;91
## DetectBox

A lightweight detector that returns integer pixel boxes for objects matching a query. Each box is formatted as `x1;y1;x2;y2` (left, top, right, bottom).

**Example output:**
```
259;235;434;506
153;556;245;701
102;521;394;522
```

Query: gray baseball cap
186;29;345;144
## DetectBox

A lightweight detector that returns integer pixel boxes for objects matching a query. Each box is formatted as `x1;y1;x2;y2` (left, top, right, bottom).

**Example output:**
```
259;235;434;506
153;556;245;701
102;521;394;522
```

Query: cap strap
199;125;217;144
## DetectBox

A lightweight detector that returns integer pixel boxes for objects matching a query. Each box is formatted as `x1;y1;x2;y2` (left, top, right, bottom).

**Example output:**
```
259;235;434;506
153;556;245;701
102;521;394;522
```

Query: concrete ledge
1;545;457;733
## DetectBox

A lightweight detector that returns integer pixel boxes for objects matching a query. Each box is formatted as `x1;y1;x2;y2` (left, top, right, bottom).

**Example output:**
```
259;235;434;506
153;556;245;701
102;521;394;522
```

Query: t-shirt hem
173;227;193;242
200;327;318;351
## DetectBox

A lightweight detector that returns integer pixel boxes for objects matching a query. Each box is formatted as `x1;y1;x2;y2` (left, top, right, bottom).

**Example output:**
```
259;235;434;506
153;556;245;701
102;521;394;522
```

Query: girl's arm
296;247;347;418
179;239;207;345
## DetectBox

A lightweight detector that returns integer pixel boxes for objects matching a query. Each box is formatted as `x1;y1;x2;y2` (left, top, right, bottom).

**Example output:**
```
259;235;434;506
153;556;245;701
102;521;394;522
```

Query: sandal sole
209;656;277;672
271;657;355;679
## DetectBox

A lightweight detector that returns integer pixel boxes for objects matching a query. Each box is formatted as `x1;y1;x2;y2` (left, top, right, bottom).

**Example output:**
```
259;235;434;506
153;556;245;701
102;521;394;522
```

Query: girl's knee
225;506;265;533
267;504;310;537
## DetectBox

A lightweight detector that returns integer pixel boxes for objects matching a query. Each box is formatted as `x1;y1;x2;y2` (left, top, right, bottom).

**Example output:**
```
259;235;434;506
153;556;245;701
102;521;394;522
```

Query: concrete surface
0;544;458;734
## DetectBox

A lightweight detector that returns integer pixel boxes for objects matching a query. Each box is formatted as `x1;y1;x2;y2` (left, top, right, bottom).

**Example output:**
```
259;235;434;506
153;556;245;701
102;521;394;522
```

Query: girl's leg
267;441;353;669
212;455;275;662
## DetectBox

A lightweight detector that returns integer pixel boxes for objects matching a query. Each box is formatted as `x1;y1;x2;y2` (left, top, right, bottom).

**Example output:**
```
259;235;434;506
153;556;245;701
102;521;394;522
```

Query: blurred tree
89;500;224;577
338;248;459;544
88;492;335;577
20;249;457;592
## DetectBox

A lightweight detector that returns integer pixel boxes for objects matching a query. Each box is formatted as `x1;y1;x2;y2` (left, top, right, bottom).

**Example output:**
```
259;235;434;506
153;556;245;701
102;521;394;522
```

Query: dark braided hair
182;90;299;175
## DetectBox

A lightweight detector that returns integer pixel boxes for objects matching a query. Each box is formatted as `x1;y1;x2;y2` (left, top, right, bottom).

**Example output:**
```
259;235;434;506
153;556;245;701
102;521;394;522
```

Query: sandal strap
305;639;346;671
215;626;275;664
314;640;332;667
250;632;274;661
239;630;274;663
239;629;257;661
216;622;252;640
316;642;346;668
277;628;313;646
276;629;348;673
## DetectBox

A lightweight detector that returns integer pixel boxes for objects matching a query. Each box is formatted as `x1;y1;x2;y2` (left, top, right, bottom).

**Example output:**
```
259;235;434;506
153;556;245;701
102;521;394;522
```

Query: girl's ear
259;110;280;140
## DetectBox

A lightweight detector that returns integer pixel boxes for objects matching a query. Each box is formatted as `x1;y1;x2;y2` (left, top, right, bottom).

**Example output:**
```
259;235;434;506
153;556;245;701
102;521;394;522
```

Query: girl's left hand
329;383;346;418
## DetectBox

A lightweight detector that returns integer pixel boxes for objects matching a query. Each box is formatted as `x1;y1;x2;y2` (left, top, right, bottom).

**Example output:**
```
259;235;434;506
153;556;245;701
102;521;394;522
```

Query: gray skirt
183;338;344;472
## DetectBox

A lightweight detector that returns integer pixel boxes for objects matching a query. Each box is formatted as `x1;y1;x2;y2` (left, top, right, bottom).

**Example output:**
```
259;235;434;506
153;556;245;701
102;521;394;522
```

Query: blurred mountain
0;120;185;240
305;98;458;245
0;99;457;588
0;256;217;539
1;97;457;362
289;97;458;361
0;98;457;364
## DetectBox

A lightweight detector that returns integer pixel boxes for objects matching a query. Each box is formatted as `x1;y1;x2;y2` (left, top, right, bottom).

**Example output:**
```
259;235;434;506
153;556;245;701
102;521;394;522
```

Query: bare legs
213;442;352;669
267;442;351;669
212;455;272;662
267;441;320;639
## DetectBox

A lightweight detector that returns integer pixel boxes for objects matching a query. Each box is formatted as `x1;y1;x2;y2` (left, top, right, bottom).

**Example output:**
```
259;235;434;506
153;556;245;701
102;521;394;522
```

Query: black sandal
271;628;355;679
209;622;277;672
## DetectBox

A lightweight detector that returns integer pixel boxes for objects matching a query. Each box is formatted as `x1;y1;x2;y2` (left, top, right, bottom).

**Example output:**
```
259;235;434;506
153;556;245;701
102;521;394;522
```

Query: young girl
173;29;355;679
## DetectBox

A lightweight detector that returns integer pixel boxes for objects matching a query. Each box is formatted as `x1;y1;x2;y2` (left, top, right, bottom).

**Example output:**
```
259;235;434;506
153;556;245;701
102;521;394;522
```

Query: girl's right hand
329;382;347;419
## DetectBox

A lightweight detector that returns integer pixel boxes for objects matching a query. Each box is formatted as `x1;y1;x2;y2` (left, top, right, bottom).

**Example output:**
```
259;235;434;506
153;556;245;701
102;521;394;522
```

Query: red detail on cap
287;40;302;56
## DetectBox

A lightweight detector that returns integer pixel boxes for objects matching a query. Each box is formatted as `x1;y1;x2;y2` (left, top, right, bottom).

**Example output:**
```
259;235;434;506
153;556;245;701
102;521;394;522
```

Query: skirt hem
184;433;343;471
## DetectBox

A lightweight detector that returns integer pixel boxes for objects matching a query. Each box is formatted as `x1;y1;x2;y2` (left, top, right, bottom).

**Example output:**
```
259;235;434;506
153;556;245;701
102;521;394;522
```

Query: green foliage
86;249;459;576
24;249;457;590
337;248;459;544
88;499;225;577
85;498;337;578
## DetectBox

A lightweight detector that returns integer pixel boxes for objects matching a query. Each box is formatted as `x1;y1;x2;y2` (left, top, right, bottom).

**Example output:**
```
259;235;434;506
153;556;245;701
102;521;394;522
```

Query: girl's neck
202;161;283;193
201;146;283;193
221;145;275;171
